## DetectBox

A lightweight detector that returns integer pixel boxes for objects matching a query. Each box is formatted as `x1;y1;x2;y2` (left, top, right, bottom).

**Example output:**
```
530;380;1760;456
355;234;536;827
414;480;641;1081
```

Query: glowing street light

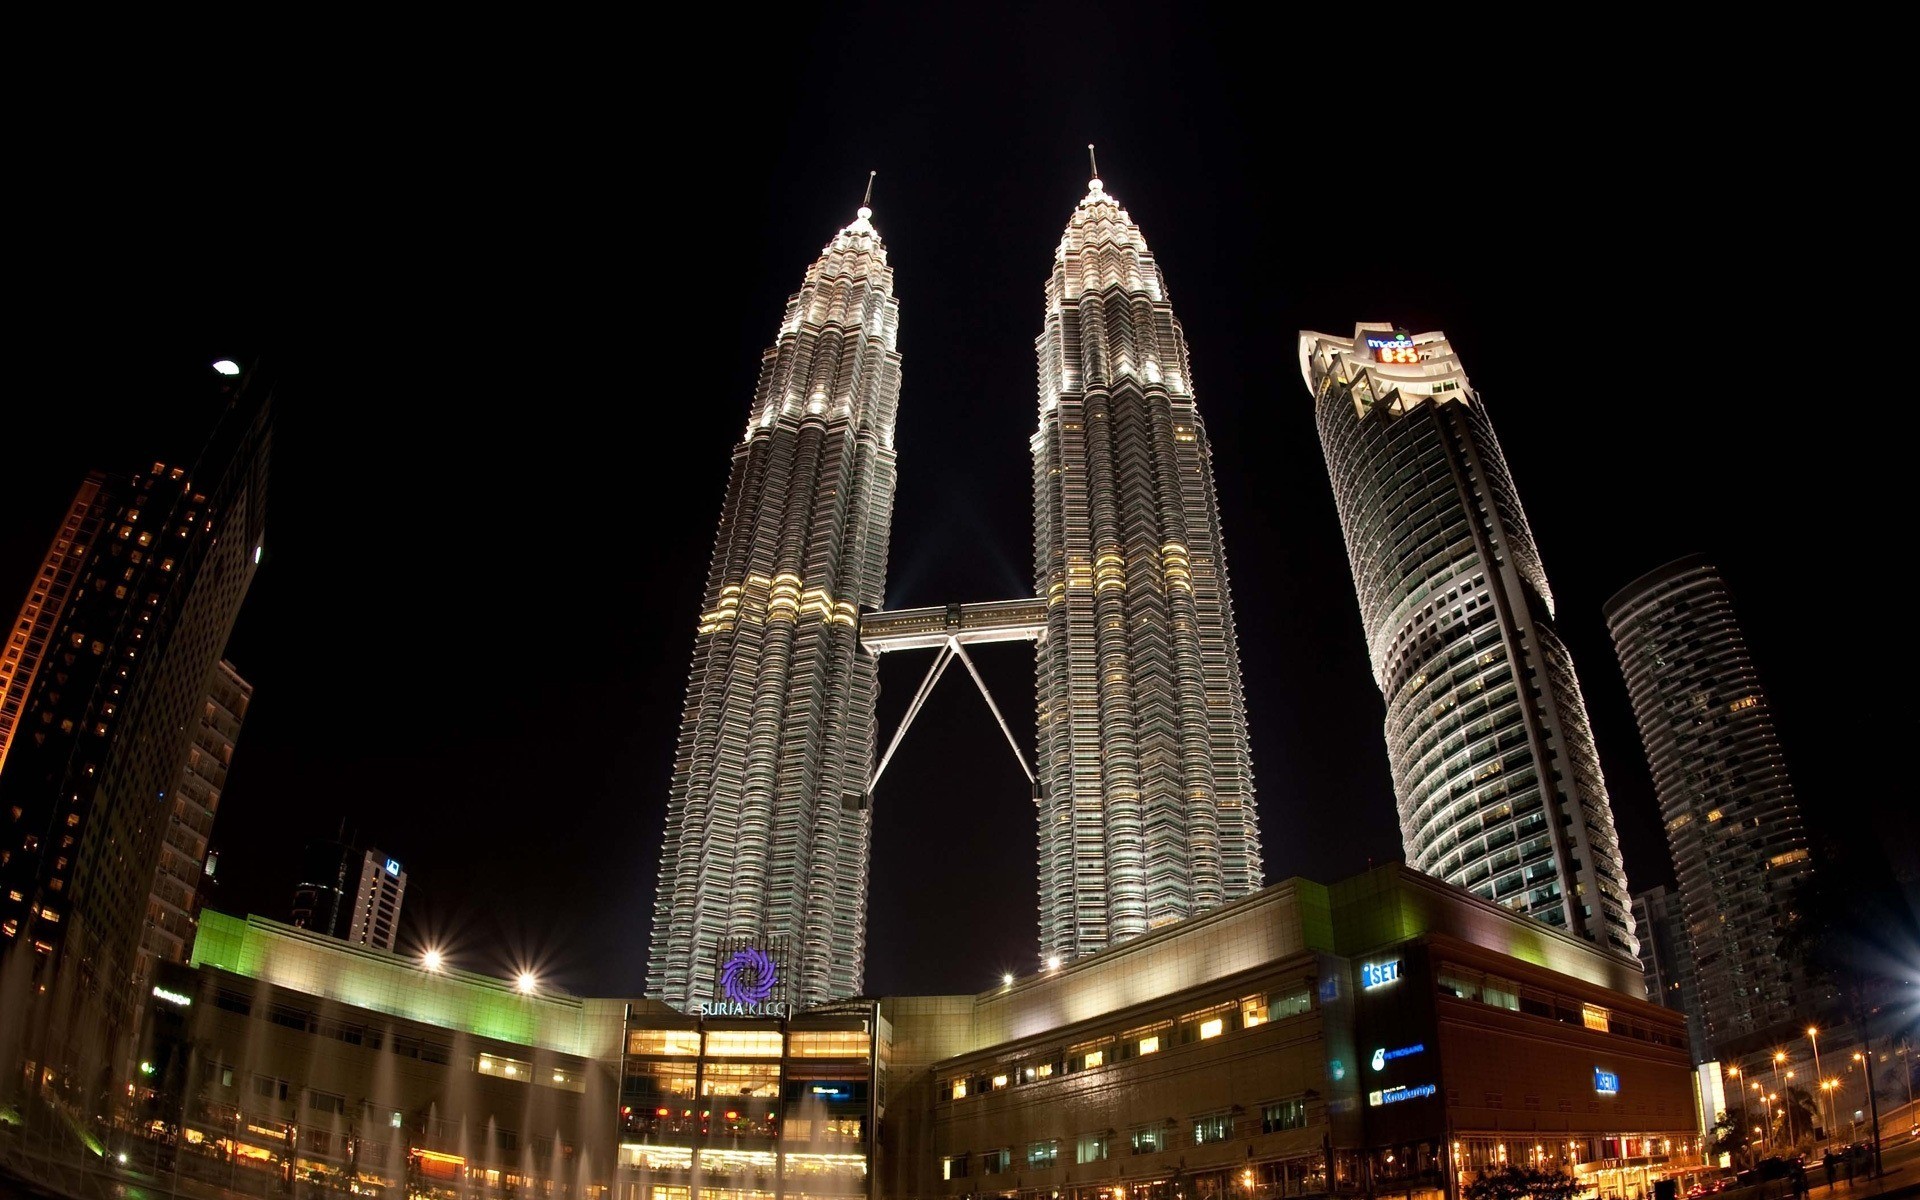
422;949;444;971
212;360;240;376
1045;956;1061;971
1807;1025;1828;1137
1001;972;1014;987
516;971;538;994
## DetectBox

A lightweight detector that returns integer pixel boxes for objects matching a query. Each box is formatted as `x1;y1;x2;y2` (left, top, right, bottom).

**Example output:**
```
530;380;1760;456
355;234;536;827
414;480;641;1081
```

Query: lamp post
1808;1026;1827;1141
1728;1067;1749;1164
1772;1052;1788;1145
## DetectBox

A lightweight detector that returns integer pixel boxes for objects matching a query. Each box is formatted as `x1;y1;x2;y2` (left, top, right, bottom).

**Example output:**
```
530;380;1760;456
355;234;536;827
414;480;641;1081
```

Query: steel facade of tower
648;204;901;1011
1300;326;1636;958
1030;176;1260;961
1604;556;1816;1052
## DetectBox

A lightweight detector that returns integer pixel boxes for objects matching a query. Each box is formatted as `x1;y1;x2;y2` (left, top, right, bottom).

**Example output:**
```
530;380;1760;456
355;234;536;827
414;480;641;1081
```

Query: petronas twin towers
647;167;1259;1011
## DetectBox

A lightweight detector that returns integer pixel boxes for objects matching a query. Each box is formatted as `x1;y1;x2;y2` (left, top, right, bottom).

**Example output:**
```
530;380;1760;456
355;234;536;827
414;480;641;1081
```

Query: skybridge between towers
859;598;1048;797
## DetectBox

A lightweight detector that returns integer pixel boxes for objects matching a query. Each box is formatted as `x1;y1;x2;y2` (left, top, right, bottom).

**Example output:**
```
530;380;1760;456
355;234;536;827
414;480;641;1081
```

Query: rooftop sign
1365;332;1418;365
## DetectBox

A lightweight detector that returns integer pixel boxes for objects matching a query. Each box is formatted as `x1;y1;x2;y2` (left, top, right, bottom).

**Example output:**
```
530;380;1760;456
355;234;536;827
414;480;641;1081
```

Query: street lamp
1808;1026;1826;1138
1729;1066;1750;1162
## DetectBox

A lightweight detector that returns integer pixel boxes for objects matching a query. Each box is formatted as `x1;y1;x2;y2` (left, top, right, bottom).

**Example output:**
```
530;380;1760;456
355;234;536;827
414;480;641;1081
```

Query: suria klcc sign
696;946;791;1017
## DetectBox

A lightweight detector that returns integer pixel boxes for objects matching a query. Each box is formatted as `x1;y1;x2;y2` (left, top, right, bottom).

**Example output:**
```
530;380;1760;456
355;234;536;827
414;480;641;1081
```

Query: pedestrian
1791;1161;1808;1200
1823;1150;1836;1190
1844;1146;1855;1188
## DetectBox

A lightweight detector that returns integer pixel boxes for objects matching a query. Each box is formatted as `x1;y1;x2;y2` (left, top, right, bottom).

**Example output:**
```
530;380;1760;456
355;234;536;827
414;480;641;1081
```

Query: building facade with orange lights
879;866;1698;1200
1299;327;1637;960
0;360;270;1071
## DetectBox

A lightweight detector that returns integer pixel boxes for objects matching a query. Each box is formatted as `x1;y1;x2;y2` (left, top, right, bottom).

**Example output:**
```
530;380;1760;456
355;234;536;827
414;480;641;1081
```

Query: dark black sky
5;8;1889;998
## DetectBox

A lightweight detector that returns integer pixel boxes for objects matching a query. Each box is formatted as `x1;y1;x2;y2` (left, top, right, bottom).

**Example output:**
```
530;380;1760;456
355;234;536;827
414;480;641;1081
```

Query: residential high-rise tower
0;358;270;1050
134;658;252;991
1030;167;1260;961
1300;326;1635;957
1604;555;1817;1052
647;197;901;1010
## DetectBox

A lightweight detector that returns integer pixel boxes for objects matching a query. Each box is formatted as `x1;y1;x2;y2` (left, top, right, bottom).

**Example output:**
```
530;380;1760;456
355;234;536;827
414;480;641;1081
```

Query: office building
0;359;270;1058
135;658;252;992
291;840;408;952
1604;556;1817;1053
648;194;902;1011
1300;327;1636;957
126;863;1699;1200
1028;164;1260;963
884;865;1697;1200
1631;885;1707;1062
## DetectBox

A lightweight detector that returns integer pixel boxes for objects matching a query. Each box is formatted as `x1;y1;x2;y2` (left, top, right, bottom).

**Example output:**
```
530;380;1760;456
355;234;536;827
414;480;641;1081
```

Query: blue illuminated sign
1371;1043;1425;1071
1360;959;1402;990
1368;1083;1437;1107
810;1084;853;1101
384;858;401;877
1594;1068;1620;1096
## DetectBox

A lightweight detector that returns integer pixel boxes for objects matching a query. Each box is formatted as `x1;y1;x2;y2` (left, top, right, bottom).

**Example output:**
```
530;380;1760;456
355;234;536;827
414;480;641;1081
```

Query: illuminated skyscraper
1300;326;1636;957
0;358;270;1044
648;196;901;1010
1030;165;1260;961
290;838;406;951
1605;556;1818;1051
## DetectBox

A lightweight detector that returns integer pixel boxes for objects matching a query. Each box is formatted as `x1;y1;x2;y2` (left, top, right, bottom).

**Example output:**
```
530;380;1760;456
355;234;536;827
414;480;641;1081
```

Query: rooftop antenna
1087;143;1100;180
859;170;876;218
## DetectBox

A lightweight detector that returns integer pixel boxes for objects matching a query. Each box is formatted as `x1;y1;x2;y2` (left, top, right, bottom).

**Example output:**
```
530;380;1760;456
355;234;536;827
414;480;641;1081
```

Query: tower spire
862;169;876;209
1087;143;1100;183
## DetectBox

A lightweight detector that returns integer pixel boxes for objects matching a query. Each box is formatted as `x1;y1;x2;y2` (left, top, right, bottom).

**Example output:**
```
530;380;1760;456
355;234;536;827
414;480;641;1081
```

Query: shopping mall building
137;866;1701;1200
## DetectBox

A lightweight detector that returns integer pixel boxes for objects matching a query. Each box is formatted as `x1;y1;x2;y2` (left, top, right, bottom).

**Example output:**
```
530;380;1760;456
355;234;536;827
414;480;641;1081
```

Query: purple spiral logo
720;947;776;1006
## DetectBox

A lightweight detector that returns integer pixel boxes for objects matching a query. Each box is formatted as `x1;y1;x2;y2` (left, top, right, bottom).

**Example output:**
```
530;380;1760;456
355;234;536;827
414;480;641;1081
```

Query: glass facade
618;1011;880;1200
1301;327;1636;957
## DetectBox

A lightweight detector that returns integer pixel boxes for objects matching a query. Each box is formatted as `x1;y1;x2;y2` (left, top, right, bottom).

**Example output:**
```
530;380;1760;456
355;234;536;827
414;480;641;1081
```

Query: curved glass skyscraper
648;202;902;1010
1300;326;1635;957
1031;173;1260;962
1605;555;1817;1050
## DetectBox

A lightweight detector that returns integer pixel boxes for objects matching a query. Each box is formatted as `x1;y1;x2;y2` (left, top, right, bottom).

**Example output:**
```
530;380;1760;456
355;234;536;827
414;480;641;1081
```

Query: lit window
1581;1005;1610;1032
991;1073;1008;1089
1199;1018;1224;1040
950;1079;967;1100
1138;1036;1159;1055
1083;1049;1103;1069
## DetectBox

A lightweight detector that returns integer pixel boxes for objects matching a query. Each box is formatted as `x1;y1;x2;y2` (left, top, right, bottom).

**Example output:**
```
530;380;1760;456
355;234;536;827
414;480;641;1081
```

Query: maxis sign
1594;1068;1621;1096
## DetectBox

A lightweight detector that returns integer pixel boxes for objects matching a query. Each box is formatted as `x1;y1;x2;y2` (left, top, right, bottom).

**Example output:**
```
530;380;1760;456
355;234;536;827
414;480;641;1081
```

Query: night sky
5;8;1884;999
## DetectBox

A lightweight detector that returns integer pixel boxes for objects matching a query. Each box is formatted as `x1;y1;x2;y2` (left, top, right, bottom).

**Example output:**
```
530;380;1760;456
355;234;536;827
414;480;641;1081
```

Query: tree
1465;1167;1583;1200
